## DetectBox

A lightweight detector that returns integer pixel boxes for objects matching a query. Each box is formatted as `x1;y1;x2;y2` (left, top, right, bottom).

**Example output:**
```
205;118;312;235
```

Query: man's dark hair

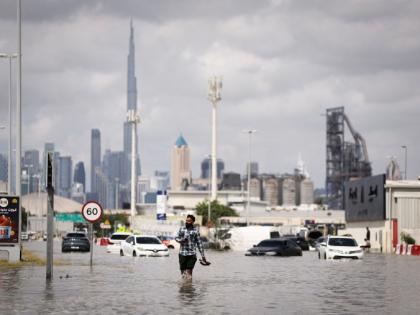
187;214;196;222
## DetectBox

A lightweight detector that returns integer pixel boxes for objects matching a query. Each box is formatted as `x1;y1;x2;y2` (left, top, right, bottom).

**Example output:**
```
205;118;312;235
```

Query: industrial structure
326;107;372;209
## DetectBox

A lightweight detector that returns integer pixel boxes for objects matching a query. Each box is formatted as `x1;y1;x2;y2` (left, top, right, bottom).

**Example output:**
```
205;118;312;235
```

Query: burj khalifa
123;20;141;181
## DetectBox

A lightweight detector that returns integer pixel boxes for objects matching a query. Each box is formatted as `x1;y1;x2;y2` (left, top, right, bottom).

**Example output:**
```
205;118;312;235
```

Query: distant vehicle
61;232;90;252
283;235;310;251
245;238;302;257
318;236;363;260
120;235;169;257
106;232;132;254
21;232;29;241
157;235;180;250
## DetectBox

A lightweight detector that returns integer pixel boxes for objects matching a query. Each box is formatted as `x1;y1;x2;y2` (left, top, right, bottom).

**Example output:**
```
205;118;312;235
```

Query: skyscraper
170;134;191;191
123;20;141;181
23;150;40;174
201;158;225;179
73;161;86;192
57;156;72;198
91;129;101;194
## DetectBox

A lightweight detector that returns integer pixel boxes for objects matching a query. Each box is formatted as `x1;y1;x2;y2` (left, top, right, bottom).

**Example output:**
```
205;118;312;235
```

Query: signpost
81;201;103;267
46;152;54;280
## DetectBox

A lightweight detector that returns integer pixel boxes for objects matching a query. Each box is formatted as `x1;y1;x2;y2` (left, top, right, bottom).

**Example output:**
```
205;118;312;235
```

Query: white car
120;235;169;257
106;232;132;254
319;236;363;260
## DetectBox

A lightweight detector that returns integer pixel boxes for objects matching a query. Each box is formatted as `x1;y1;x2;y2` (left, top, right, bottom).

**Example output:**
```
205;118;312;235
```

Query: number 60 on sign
81;201;103;223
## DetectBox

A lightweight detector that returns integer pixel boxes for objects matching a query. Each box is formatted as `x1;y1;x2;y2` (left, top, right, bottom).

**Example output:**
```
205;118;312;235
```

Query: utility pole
401;145;407;180
0;52;18;195
208;76;222;201
242;130;257;226
46;152;54;280
127;110;140;231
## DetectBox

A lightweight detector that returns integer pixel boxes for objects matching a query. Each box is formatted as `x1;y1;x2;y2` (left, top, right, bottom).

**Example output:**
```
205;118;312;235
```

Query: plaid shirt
175;226;205;257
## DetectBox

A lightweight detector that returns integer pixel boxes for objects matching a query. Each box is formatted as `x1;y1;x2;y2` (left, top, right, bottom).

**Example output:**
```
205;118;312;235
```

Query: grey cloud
1;1;420;188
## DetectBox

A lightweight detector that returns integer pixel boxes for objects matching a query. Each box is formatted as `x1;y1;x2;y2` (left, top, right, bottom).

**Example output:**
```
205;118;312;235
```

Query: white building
343;180;420;253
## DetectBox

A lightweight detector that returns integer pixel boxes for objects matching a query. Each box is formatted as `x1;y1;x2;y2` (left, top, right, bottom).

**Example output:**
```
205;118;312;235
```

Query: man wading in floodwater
175;214;208;279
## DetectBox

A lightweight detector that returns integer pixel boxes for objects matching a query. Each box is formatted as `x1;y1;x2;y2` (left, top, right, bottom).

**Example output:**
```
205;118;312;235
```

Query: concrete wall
340;221;389;253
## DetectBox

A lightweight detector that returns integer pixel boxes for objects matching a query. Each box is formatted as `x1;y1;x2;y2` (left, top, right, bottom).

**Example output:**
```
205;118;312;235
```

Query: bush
401;232;416;245
195;200;238;226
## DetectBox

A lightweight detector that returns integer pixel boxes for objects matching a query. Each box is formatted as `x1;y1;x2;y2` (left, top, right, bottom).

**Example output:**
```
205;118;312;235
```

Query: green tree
195;200;238;226
93;213;129;235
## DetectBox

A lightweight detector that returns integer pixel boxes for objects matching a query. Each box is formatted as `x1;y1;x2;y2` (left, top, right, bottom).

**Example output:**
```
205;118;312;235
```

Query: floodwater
1;241;420;315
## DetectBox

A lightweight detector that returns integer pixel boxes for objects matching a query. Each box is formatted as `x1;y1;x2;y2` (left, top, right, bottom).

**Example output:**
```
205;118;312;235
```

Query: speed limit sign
81;201;103;223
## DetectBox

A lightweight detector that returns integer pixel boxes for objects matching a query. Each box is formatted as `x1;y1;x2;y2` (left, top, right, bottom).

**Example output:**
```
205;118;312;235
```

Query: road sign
100;223;111;229
81;201;103;223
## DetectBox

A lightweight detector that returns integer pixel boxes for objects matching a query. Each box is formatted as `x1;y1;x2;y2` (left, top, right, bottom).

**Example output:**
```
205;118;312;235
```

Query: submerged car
283;235;310;251
106;232;132;254
157;235;179;249
245;238;302;257
62;232;90;252
318;236;363;260
120;235;169;257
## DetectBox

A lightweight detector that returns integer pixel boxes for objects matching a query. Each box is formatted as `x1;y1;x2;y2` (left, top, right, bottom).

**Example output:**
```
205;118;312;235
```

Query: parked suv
62;232;90;252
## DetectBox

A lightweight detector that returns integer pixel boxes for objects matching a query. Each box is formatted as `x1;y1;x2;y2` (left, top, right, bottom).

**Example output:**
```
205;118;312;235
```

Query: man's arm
175;228;184;243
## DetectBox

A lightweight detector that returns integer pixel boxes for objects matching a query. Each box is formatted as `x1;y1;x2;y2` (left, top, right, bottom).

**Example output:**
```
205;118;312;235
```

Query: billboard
344;174;385;222
156;190;167;220
0;196;20;243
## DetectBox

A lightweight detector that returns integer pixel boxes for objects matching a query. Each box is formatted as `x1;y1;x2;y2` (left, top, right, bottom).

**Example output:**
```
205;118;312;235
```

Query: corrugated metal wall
396;198;420;229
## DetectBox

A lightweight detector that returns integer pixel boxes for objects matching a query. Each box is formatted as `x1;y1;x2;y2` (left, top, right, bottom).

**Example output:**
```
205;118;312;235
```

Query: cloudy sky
0;0;419;190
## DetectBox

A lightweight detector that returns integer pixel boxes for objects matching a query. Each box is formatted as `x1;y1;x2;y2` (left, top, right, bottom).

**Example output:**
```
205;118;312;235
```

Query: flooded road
1;241;419;314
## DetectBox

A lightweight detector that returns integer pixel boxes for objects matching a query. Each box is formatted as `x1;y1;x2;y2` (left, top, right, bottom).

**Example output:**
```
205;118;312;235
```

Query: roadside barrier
99;238;109;246
395;244;420;255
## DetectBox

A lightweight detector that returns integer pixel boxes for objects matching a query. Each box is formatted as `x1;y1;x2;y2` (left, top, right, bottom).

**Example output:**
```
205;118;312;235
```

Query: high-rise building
93;168;109;209
102;150;128;184
246;162;259;178
73;161;86;192
57;156;72;198
201;158;224;179
23;150;40;174
123;20;141;182
91;129;101;193
170;134;191;191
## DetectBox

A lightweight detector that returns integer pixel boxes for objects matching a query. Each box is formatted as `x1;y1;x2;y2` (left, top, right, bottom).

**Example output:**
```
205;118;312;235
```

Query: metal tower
326;107;372;209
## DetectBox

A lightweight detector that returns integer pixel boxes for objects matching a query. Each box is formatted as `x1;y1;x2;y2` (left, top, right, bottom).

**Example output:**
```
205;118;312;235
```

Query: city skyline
1;1;420;189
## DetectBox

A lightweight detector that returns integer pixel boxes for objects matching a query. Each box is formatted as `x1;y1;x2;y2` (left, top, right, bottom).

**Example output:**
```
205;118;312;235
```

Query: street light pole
127;110;140;231
242;130;257;226
208;76;222;201
401;145;407;180
16;0;22;196
0;53;18;194
207;155;212;226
